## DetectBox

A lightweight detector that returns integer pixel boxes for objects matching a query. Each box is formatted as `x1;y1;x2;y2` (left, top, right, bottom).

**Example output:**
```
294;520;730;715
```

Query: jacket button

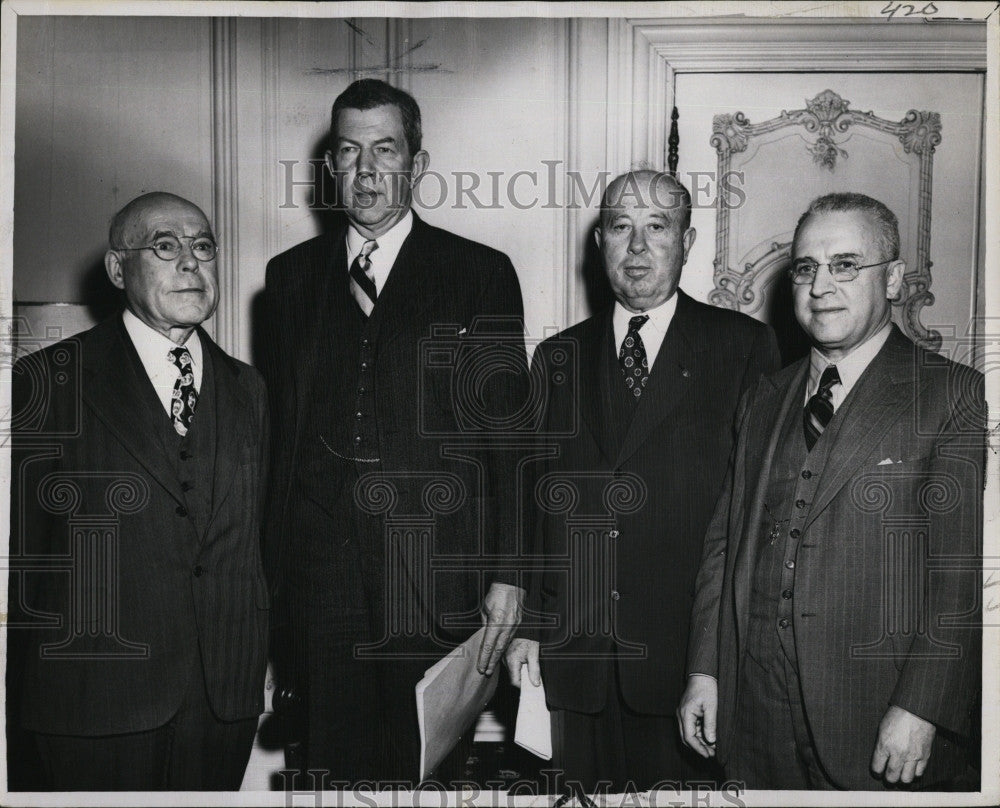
175;505;188;517
778;618;789;629
609;529;620;539
801;470;813;479
353;436;362;445
681;368;691;378
193;565;203;577
611;590;621;601
795;499;806;509
784;559;795;569
789;528;801;539
180;481;193;492
179;450;191;461
782;589;793;599
355;411;363;419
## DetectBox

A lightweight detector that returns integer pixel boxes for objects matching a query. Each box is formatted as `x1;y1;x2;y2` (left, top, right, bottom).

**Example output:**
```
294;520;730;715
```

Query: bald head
595;171;696;313
109;192;211;250
104;192;219;344
600;171;692;232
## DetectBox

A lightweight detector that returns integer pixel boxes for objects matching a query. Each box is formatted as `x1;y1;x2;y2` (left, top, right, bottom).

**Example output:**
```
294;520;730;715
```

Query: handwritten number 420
881;1;939;19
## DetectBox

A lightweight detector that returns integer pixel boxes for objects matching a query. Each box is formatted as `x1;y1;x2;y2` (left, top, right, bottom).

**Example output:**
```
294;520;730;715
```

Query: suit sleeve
740;320;781;399
686;384;754;677
473;254;530;587
889;364;985;737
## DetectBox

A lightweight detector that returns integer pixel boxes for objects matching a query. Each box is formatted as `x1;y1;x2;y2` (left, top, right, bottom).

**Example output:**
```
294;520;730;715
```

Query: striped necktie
349;239;379;316
803;364;840;451
619;315;650;401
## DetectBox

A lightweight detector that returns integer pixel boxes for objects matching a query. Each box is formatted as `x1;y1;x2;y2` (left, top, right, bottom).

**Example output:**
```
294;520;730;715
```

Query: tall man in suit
8;192;270;790
258;79;528;782
679;193;984;790
505;171;780;791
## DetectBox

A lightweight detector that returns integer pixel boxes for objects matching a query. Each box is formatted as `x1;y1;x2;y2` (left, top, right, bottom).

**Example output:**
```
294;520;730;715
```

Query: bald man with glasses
8;192;269;790
679;193;984;790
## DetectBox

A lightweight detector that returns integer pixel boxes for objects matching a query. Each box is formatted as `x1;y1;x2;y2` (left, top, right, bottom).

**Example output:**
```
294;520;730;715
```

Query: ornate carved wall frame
709;89;943;350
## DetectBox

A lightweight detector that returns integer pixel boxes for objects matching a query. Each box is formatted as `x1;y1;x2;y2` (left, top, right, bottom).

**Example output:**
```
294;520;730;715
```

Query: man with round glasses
679;192;983;790
9;192;269;789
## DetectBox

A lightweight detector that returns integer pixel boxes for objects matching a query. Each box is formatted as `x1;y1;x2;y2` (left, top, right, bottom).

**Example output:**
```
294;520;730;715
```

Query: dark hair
330;79;422;156
793;192;900;261
599;170;692;231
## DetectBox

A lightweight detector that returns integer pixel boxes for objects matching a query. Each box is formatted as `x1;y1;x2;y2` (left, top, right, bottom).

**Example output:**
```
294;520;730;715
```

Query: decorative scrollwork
711;89;942;350
536;473;580;515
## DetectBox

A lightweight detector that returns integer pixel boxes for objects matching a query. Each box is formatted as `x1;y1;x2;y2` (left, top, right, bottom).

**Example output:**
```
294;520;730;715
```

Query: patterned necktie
168;346;198;436
349;239;379;316
803;364;840;451
619;314;650;401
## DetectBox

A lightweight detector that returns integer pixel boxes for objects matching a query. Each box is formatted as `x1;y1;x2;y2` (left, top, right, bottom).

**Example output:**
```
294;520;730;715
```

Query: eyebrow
149;229;215;241
337;136;398;147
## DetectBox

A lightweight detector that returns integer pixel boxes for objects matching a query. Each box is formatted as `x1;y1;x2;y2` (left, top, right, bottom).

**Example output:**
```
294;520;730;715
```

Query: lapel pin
681;367;691;378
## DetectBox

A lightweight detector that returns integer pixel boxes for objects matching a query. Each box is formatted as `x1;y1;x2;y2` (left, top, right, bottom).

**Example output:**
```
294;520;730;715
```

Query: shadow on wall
78;248;124;324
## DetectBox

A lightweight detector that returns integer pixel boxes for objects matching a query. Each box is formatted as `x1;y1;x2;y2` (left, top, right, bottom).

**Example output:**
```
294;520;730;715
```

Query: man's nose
177;243;200;272
628;229;646;254
356;146;376;177
809;263;836;296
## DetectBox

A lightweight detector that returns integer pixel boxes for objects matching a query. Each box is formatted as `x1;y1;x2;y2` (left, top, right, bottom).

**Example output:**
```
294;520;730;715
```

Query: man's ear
324;149;336;177
105;250;126;291
410;150;429;182
681;227;697;264
593;226;602;251
886;258;905;300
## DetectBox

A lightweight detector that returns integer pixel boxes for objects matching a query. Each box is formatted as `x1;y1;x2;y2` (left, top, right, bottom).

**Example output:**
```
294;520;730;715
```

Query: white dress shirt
345;210;414;296
612;292;679;372
122;309;203;417
805;322;892;410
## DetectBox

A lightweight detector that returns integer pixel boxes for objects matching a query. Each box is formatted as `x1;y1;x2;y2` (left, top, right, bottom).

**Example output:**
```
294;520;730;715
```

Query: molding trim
614;18;986;170
260;19;280;288
211;17;240;355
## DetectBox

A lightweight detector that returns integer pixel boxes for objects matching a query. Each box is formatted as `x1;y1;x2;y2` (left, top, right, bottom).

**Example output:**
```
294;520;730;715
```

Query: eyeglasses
116;235;218;262
787;258;894;285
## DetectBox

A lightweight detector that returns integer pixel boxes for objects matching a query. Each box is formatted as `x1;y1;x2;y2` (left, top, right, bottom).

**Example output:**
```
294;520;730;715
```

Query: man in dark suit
504;171;780;792
7;192;269;790
258;79;528;783
679;192;984;790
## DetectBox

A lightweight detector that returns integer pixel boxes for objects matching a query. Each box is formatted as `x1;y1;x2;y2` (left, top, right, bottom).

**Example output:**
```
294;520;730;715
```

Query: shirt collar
612;292;679;342
346;209;414;265
808;321;892;397
122;308;203;369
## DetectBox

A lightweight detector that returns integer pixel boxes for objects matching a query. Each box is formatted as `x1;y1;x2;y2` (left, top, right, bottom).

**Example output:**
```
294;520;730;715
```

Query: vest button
801;470;813;479
784;559;795;569
782;589;793;599
180;481;192;492
360;362;369;371
609;529;620;539
353;436;362;445
795;499;806;509
611;590;621;601
175;505;188;517
179;450;191;461
789;528;801;539
193;565;203;577
358;387;366;395
361;339;370;349
355;411;363;419
778;618;789;629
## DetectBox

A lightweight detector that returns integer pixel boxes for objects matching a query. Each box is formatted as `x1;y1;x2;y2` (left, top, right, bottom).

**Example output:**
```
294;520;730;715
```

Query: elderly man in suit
258;78;528;783
505;171;780;792
679;192;984;790
8;192;270;790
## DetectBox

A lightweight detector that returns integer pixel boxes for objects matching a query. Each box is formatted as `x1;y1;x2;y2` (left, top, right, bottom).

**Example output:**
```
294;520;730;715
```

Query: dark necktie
803;364;840;451
619;314;650;400
168;346;198;436
349;239;379;316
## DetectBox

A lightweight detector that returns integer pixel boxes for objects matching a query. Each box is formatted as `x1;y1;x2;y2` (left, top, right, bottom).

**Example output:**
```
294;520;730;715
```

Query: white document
513;664;552;760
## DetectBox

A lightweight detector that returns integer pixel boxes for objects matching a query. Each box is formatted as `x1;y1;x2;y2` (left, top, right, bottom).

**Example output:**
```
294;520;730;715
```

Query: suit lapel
732;359;808;638
371;215;442;348
81;317;185;505
614;292;701;468
804;329;915;529
203;330;251;522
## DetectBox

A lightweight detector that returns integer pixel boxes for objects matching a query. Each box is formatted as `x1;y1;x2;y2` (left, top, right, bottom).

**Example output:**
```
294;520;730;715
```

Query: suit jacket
258;213;528;636
527;292;780;715
9;315;270;735
687;327;984;788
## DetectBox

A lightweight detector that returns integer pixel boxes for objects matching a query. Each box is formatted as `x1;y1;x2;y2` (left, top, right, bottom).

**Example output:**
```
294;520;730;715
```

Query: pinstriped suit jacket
688;327;984;788
10;315;270;735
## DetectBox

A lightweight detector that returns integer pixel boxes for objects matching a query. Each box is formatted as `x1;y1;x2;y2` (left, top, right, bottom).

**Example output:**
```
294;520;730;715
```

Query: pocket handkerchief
876;457;897;466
